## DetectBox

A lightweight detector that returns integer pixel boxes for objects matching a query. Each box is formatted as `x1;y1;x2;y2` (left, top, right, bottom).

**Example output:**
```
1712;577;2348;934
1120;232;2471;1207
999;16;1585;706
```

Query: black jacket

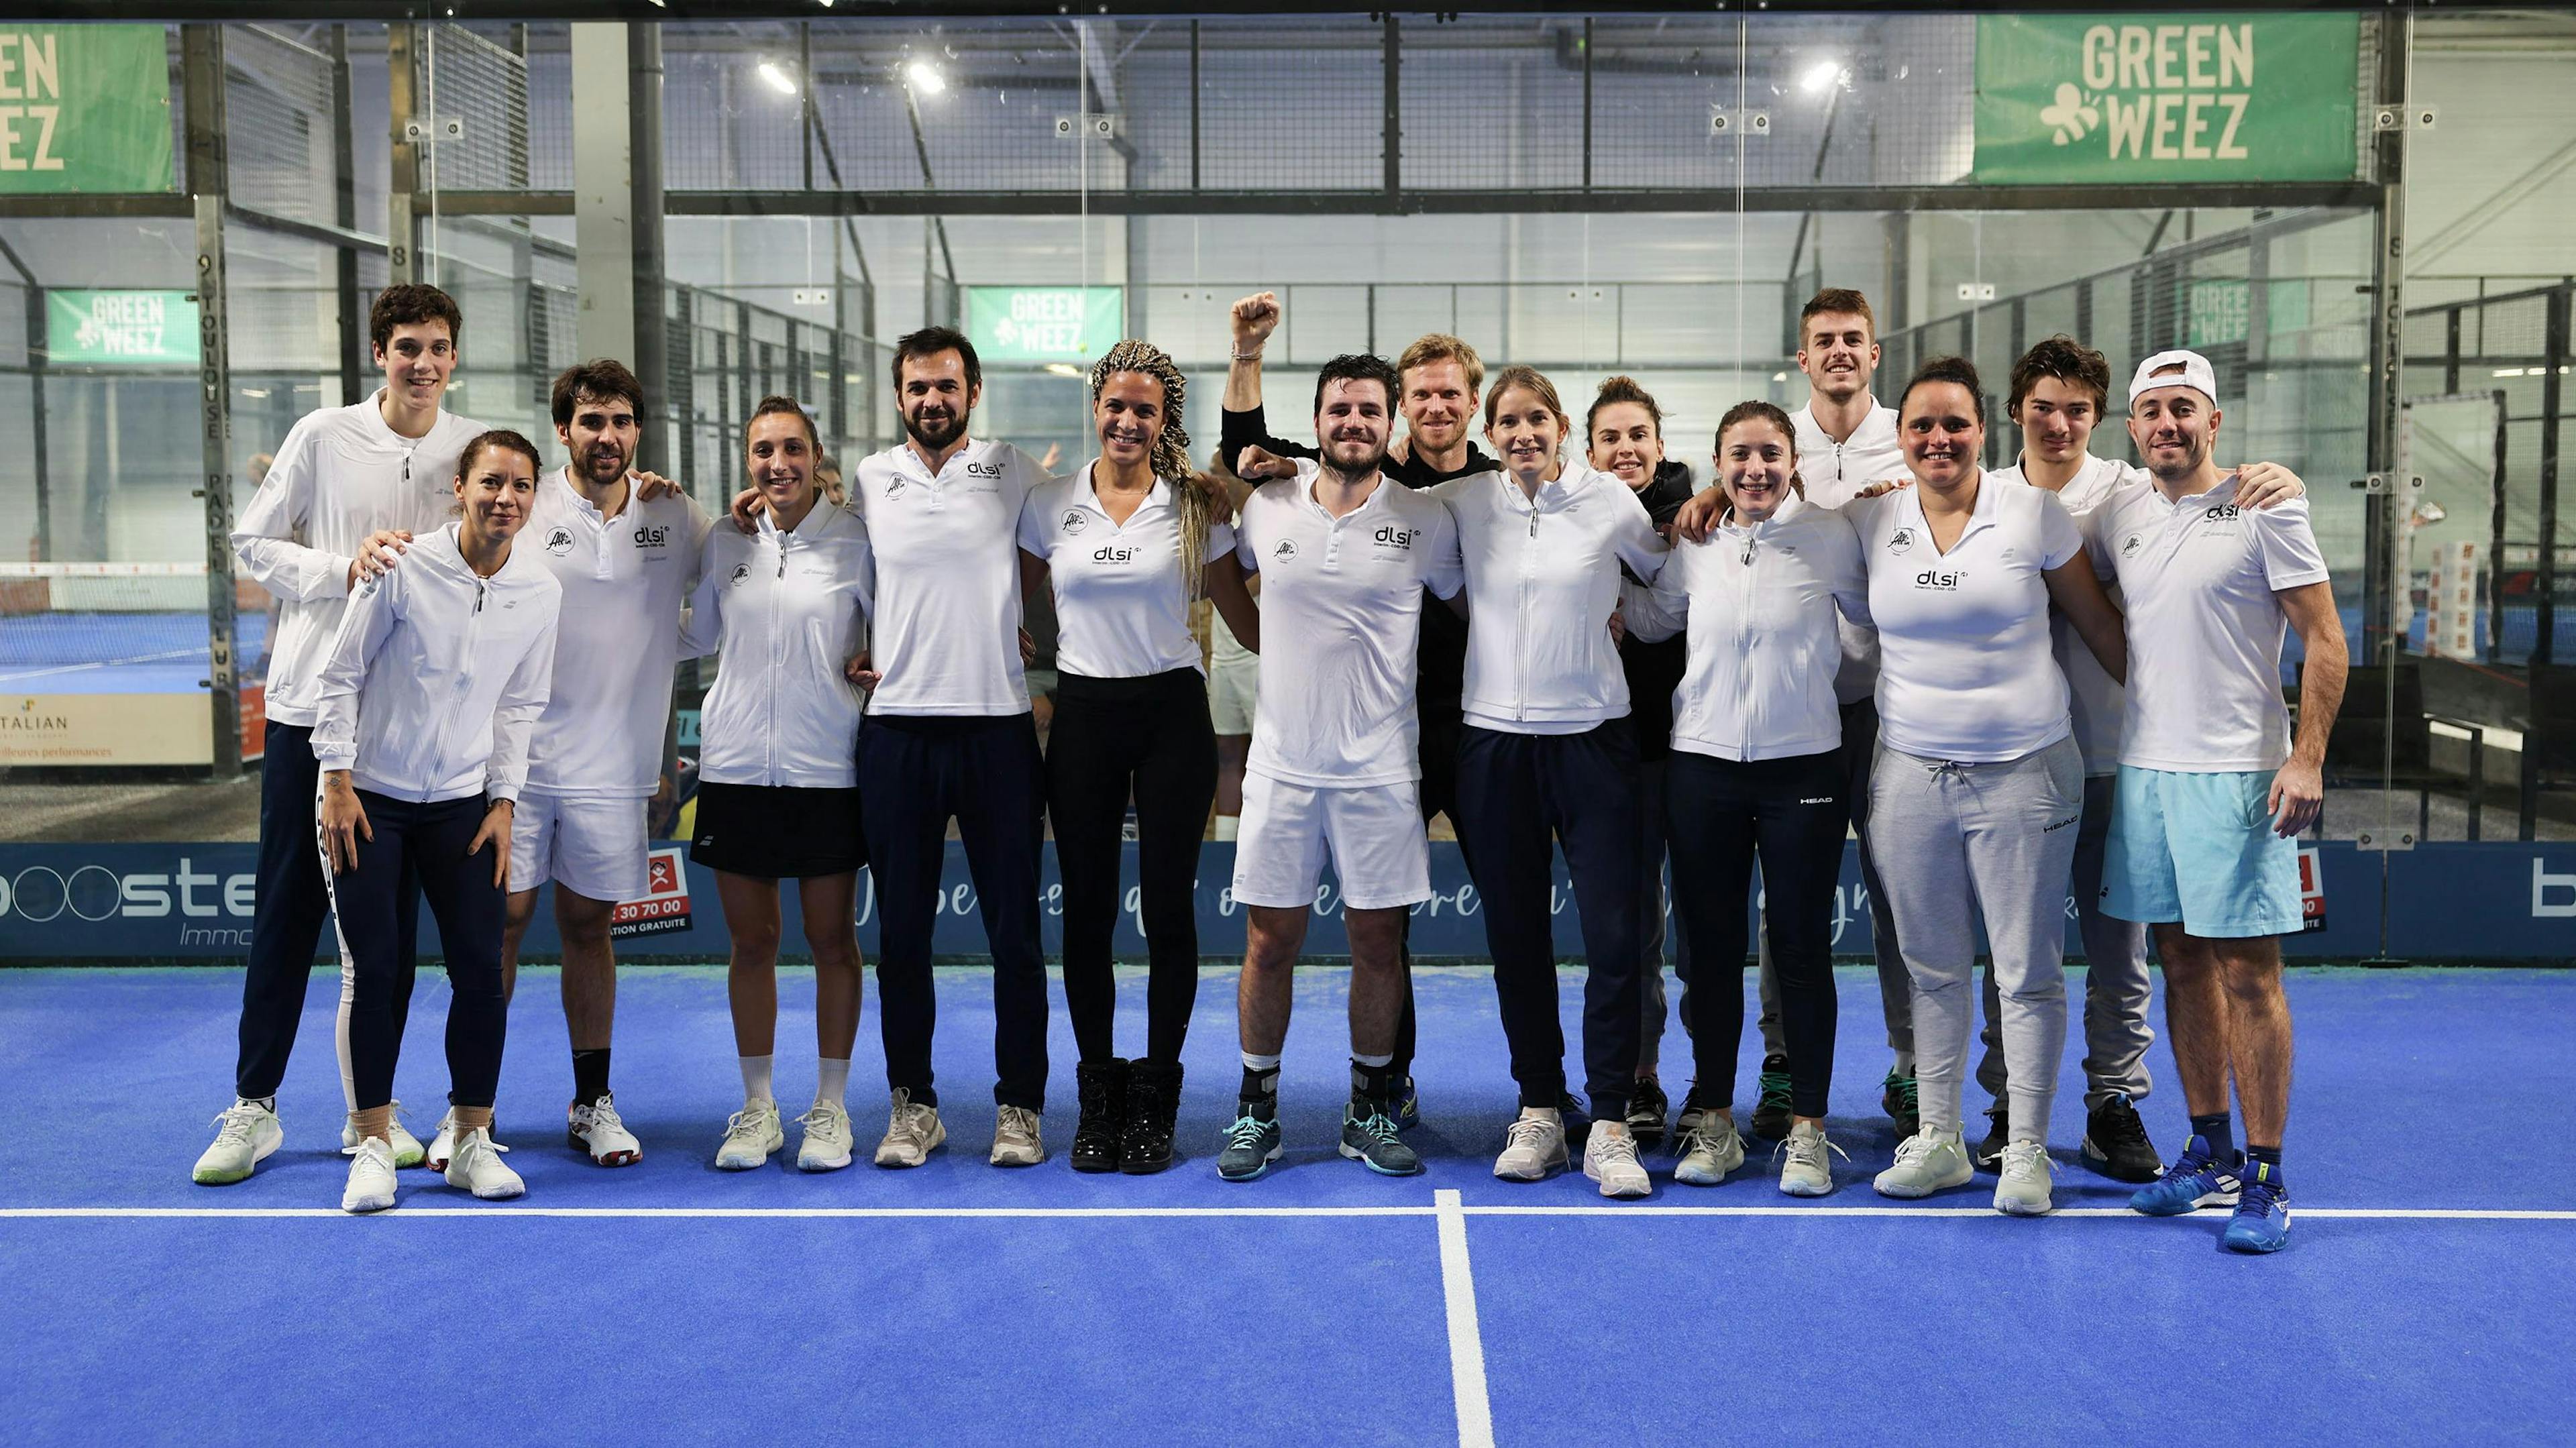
1619;460;1697;762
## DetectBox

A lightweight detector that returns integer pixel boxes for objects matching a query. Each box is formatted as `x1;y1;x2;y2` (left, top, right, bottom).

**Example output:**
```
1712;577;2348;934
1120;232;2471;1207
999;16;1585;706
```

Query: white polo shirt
1992;453;2141;778
519;469;713;797
1018;467;1235;680
1233;460;1465;788
853;436;1046;716
230;393;489;727
1850;474;2084;764
1433;463;1667;734
2088;471;2330;773
1625;496;1870;763
683;500;877;789
1791;399;1905;705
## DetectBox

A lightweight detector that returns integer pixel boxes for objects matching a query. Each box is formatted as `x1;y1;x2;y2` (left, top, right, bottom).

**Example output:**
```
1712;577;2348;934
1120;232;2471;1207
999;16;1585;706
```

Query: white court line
1434;1188;1497;1448
5;1204;2574;1221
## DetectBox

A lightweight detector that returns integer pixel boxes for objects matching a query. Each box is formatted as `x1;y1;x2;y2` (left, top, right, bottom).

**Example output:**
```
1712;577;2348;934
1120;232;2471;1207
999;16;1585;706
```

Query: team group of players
187;280;2343;1254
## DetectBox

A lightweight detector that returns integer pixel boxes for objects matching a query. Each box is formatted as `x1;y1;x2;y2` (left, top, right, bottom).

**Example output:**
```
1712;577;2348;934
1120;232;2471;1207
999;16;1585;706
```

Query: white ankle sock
739;1054;775;1105
1353;1051;1394;1069
1240;1051;1282;1073
1892;1050;1916;1077
816;1057;851;1107
1213;815;1240;840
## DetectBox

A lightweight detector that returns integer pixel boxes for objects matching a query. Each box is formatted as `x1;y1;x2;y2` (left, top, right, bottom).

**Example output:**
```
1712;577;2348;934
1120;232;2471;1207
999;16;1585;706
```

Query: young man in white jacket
494;359;710;1170
196;284;486;1186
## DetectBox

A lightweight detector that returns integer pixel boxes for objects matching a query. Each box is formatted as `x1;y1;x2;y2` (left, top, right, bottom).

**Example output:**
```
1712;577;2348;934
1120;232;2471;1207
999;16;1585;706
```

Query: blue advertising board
0;840;2569;963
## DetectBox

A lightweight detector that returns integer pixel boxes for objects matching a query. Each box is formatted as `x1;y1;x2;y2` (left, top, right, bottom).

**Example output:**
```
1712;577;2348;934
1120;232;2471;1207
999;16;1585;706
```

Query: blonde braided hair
1089;338;1209;601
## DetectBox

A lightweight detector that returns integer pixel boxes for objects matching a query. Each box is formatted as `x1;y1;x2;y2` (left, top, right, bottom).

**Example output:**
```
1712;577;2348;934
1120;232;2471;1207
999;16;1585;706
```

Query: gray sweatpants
1752;697;1912;1061
1869;736;2083;1144
1974;772;2155;1112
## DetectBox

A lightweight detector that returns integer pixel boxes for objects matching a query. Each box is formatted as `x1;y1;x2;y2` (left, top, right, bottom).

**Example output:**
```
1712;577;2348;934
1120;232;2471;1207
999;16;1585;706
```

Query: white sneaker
1994;1140;2056;1216
194;1100;282;1186
422;1109;465;1173
444;1126;525;1201
568;1094;643;1167
341;1136;398;1213
1492;1106;1569;1181
796;1101;855;1172
991;1105;1045;1167
1776;1120;1845;1198
1874;1128;1975;1199
1582;1121;1652;1199
1673;1111;1746;1186
875;1089;945;1168
343;1103;425;1170
716;1099;785;1170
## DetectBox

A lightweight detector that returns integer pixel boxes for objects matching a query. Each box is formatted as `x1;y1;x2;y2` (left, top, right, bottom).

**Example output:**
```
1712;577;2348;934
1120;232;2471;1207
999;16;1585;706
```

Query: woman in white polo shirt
1020;340;1262;1176
313;429;561;1213
682;396;877;1176
1849;355;2128;1217
1623;400;1871;1196
1435;365;1668;1200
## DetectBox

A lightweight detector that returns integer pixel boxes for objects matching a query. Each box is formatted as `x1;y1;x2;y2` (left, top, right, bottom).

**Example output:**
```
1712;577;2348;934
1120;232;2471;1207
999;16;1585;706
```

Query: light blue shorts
2100;765;2302;938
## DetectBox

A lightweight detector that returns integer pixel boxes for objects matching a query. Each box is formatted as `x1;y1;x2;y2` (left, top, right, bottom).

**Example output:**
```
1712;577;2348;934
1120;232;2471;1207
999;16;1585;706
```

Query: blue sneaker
2222;1162;2292;1254
1340;1102;1424;1176
1216;1099;1282;1182
2128;1135;2242;1216
1395;1076;1421;1132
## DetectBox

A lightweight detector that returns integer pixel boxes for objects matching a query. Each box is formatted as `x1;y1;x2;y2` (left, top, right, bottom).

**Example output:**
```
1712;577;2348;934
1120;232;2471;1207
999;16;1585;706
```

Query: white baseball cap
2127;349;2218;408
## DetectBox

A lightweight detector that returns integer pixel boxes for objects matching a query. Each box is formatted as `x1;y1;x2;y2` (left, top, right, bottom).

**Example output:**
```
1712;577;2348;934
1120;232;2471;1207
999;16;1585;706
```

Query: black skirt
689;781;867;879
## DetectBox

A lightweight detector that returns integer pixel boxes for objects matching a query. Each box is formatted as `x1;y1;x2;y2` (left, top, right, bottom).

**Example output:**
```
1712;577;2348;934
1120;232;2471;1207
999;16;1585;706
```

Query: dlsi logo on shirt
632;524;672;547
1373;525;1421;551
1091;545;1138;565
1913;569;1966;592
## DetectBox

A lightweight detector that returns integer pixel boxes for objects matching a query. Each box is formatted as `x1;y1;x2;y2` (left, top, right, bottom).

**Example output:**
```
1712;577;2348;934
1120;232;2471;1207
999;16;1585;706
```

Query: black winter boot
1119;1060;1185;1174
1071;1058;1129;1173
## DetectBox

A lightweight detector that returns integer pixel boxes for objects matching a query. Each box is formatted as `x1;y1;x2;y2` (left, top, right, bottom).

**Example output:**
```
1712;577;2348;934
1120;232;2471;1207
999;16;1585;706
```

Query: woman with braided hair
1019;339;1263;1174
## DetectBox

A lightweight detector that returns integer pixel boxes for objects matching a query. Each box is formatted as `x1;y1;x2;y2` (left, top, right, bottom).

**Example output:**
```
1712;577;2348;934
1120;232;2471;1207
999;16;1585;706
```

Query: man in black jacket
1220;291;1497;1127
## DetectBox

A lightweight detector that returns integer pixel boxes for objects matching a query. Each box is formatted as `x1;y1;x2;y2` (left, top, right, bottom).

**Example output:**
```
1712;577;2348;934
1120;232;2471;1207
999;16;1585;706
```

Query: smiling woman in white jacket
1622;399;1872;1199
1434;364;1668;1201
313;429;561;1213
680;396;878;1177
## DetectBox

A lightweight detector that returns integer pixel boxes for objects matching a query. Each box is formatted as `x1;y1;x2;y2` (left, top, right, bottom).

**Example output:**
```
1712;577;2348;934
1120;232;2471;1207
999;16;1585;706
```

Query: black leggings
329;791;507;1111
1046;669;1218;1067
1664;749;1847;1119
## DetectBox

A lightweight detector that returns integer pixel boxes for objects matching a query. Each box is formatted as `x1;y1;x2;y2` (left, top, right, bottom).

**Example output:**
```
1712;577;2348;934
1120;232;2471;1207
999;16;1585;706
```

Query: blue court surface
2;962;2570;1447
0;611;270;693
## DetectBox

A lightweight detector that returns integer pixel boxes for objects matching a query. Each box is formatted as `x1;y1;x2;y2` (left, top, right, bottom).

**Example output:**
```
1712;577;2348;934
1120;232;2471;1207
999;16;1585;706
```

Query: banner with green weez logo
0;25;174;194
1974;14;2360;184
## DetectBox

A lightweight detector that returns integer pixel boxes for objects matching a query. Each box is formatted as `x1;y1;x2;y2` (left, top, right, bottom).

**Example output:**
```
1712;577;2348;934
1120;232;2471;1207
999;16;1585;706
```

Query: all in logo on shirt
1062;509;1091;534
1889;526;1917;555
2121;533;2145;559
886;478;908;500
729;562;751;585
1273;539;1299;562
544;525;576;557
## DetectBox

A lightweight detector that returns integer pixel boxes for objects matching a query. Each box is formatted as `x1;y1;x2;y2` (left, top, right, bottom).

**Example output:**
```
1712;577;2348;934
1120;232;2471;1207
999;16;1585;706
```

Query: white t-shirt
229;393;488;727
519;469;712;796
1625;496;1870;763
2088;471;2330;773
1850;474;2084;763
1233;461;1465;787
1791;399;1905;704
1992;454;2141;778
853;437;1047;716
682;500;877;789
1433;463;1667;734
1018;467;1235;680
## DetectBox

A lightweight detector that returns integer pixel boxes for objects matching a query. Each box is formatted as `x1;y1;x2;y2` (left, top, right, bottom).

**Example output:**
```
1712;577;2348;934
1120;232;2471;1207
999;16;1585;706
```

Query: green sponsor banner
2184;278;2316;349
0;25;174;194
965;286;1124;365
1974;14;2359;184
46;289;199;365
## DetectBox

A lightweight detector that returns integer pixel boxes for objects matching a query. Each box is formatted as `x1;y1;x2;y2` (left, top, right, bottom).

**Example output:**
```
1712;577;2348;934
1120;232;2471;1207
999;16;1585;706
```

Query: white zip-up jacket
230;393;489;727
312;522;561;805
1623;496;1871;762
1434;463;1668;733
682;500;876;789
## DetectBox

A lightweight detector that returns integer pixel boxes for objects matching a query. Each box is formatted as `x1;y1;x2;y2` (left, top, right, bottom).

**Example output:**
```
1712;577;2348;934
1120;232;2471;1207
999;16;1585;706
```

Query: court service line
5;1205;2573;1221
1434;1188;1498;1448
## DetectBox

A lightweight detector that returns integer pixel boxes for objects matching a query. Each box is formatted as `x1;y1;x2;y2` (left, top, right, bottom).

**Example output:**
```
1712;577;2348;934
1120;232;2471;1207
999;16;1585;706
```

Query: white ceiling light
1801;60;1847;96
757;60;798;97
906;59;948;95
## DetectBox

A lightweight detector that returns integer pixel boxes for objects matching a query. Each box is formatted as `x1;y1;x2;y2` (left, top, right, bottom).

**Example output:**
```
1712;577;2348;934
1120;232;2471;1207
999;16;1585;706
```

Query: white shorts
507;791;652;902
1231;771;1430;911
1209;650;1260;736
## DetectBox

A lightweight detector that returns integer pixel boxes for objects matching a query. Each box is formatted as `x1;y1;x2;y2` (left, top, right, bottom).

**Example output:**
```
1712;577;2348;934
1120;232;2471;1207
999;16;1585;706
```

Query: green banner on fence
46;290;199;365
1973;14;2359;184
0;25;173;194
965;286;1124;365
